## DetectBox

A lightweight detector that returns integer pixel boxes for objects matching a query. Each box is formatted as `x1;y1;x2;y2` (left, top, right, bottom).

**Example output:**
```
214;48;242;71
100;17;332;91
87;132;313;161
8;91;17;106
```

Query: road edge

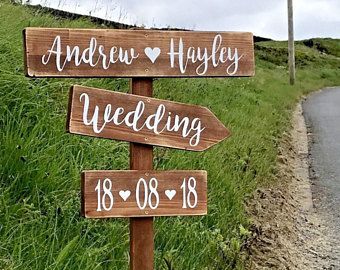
244;101;331;269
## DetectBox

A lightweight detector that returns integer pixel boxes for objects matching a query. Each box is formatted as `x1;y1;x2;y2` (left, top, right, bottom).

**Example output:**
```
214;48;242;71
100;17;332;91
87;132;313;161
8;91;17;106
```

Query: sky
24;0;340;40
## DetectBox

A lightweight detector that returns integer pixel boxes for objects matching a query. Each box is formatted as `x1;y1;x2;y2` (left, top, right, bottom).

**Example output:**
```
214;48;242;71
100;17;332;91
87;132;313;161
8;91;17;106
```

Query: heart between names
144;47;161;63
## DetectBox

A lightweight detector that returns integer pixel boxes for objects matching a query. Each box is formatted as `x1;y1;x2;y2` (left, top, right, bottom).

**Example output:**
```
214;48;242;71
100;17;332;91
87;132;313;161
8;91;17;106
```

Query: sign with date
67;85;230;151
81;170;207;218
23;24;255;268
23;28;255;77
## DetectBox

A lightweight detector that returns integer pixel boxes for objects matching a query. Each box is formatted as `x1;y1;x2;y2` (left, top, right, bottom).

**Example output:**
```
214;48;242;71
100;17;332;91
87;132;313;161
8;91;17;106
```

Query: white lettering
41;36;139;71
79;93;205;147
167;34;242;75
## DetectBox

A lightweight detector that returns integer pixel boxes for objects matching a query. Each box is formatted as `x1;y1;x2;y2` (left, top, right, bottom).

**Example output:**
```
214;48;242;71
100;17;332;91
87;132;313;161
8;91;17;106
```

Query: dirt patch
245;103;338;269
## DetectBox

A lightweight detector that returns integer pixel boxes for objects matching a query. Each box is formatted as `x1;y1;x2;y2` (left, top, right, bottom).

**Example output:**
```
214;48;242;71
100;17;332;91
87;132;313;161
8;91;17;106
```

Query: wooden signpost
67;85;230;151
23;27;255;270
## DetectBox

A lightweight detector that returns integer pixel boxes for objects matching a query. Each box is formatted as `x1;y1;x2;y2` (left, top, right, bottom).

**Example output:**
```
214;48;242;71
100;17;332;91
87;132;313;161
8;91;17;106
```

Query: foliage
0;1;340;269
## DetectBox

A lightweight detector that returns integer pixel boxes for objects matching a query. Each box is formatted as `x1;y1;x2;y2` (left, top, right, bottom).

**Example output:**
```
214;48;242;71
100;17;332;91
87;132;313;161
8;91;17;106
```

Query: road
302;87;340;268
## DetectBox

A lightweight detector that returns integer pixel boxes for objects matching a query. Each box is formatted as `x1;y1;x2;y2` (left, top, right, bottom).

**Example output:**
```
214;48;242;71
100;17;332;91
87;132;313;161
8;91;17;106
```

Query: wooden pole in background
129;78;154;270
288;0;296;85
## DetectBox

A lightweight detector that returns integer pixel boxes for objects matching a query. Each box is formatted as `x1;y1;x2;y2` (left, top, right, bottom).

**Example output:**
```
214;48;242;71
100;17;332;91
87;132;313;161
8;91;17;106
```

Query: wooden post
288;0;295;85
129;78;154;270
24;27;256;270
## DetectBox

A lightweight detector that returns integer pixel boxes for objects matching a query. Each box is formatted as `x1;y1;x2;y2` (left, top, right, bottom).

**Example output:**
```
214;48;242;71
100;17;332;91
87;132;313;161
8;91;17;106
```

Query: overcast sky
25;0;340;40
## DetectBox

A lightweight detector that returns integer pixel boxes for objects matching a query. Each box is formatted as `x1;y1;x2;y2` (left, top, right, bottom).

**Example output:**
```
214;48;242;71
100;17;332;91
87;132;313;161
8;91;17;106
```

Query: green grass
1;1;340;269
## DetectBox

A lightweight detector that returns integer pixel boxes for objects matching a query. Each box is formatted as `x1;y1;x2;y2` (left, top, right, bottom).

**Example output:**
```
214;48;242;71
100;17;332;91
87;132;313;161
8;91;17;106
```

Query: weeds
0;1;340;269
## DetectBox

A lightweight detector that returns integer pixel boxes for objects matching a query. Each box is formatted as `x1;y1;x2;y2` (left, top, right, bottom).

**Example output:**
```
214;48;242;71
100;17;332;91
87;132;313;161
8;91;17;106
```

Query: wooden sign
67;85;230;151
82;170;207;218
23;28;255;77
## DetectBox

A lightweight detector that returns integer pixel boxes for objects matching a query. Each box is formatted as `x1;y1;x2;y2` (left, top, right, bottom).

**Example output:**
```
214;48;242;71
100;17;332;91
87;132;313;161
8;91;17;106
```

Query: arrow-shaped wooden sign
67;85;230;151
82;170;207;218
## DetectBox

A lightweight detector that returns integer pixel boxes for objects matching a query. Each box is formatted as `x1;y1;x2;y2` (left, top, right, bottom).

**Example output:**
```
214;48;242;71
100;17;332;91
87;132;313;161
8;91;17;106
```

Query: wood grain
67;85;230;151
81;170;207;218
23;28;255;77
129;78;154;270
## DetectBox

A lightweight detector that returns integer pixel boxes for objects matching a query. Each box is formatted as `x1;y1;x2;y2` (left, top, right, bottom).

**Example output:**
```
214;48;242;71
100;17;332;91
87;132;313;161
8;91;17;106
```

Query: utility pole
288;0;295;85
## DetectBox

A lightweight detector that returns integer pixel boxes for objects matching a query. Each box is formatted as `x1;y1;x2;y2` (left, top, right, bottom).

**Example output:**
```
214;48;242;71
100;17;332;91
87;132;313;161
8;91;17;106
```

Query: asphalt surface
303;88;340;213
302;87;340;266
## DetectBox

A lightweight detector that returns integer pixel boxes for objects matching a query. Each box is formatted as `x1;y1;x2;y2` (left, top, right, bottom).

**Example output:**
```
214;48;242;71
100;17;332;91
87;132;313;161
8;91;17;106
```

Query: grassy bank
1;1;340;269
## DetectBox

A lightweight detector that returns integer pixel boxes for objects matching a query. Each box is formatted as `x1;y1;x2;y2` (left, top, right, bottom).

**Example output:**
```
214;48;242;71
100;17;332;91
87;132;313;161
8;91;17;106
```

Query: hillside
0;1;340;269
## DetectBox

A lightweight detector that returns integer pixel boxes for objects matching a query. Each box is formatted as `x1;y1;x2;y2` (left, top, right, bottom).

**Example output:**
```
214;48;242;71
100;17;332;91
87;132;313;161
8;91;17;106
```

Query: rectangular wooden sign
67;85;230;151
82;170;207;218
23;28;255;77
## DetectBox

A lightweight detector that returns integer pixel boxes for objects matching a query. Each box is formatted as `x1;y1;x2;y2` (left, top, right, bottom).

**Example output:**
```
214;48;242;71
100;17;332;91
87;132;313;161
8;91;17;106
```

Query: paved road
303;87;340;268
303;88;340;214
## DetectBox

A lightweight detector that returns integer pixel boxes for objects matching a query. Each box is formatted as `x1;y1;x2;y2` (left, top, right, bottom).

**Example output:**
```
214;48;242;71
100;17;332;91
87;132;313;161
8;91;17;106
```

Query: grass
1;1;340;269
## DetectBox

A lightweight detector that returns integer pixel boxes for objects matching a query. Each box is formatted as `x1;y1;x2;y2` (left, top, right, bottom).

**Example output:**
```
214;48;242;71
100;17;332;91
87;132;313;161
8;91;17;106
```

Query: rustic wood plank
130;216;153;270
81;170;207;218
23;28;255;77
129;78;154;270
67;85;230;151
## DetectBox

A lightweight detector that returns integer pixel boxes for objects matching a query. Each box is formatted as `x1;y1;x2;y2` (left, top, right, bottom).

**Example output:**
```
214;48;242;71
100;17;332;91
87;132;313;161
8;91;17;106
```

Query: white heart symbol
144;47;161;63
119;190;131;201
165;190;176;200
